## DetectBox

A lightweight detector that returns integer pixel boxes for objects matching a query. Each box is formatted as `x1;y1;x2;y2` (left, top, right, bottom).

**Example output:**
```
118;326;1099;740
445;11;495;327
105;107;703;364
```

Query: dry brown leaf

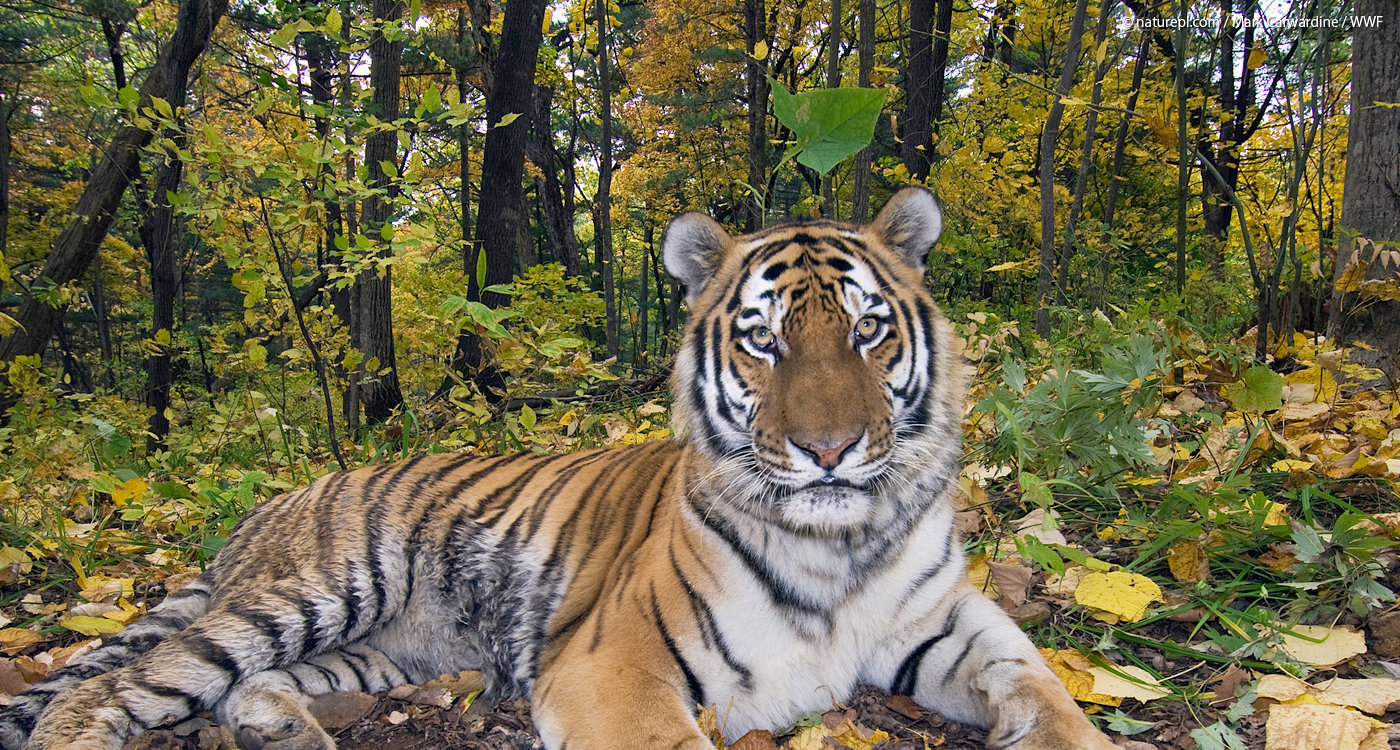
1258;674;1314;702
727;729;777;750
1088;665;1172;702
1168;540;1210;583
0;628;44;656
1315;678;1400;715
0;658;30;697
986;560;1032;609
1039;648;1121;706
1259;544;1300;572
884;695;923;721
1264;703;1377;750
1015;509;1068;545
1274;625;1367;667
1043;565;1092;599
966;554;998;599
308;691;378;730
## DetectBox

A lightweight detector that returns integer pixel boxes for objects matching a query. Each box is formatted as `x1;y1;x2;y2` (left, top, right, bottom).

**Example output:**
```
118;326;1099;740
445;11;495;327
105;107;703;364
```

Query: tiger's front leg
885;584;1119;750
530;597;714;750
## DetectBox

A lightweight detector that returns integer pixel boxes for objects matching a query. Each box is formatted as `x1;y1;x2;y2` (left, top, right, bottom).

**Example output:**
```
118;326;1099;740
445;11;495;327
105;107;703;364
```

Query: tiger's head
664;188;967;533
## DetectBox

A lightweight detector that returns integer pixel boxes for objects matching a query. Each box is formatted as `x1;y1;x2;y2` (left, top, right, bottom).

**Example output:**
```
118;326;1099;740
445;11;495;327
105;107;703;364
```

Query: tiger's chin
773;485;876;531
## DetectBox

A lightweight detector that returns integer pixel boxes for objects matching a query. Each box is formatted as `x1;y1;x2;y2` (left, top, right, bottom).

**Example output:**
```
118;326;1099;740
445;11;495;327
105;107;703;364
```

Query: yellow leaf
751;40;768;61
1247;44;1267;70
493;112;522;128
1074;571;1163;623
788;724;831;750
1168;540;1210;583
0;545;32;573
111;477;148;505
1273;459;1314;473
1274;625;1367;667
1088;664;1172;702
1264;704;1382;750
1039;648;1121;706
60;616;124;636
1335;258;1369;293
0;627;46;655
966;553;998;598
1315;678;1400;716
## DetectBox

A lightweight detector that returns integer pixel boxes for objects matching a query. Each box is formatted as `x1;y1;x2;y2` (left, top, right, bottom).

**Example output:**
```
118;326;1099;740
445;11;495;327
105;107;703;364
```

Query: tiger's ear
663;212;733;301
870;187;943;270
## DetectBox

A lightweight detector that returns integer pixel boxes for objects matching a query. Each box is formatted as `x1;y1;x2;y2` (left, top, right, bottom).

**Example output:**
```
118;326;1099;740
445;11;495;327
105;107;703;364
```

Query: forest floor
114;681;1275;750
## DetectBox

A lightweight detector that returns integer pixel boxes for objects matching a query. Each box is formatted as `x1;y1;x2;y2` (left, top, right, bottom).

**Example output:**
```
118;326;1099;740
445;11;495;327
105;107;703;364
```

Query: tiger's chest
652;500;965;739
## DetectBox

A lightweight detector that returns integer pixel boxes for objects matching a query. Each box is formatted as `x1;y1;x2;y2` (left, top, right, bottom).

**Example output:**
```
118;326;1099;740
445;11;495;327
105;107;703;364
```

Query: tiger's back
1;188;1120;750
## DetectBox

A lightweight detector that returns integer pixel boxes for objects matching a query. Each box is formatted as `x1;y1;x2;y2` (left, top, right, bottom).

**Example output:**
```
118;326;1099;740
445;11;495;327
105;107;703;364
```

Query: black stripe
689;500;829;625
651;588;704;711
891;599;966;695
670;548;752;689
941;629;985;684
187;635;244;680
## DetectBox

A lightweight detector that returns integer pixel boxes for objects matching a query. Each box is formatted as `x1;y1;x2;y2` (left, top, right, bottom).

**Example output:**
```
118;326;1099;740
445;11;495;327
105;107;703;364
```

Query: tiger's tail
0;573;215;750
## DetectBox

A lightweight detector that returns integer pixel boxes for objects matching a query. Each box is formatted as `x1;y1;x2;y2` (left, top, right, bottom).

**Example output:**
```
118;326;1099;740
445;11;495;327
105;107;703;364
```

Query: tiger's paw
233;721;335;750
218;678;335;750
992;720;1120;750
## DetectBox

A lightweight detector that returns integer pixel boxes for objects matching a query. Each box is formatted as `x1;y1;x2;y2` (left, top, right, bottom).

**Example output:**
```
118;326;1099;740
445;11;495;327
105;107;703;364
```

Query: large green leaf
770;78;885;175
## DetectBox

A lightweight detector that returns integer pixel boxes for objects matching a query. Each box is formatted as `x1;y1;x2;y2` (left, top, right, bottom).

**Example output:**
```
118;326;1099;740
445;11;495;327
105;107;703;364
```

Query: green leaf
325;7;342;35
79;84;111;109
1188;722;1248;750
1288;520;1326;563
475;249;487;289
153;481;194;500
410;0;421;20
481;284;514;296
379;222;394;241
1019;471;1052;507
1224;365;1283;413
150;95;173;119
769;78;885;175
1103;711;1155;736
519;405;537;430
423;86;441;113
117;85;140;110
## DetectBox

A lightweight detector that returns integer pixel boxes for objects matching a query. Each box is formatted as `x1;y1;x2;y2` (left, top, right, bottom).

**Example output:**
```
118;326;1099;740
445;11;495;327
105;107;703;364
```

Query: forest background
0;0;1398;746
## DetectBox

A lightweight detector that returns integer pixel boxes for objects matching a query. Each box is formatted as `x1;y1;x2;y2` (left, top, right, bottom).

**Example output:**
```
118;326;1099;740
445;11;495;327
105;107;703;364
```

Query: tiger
0;186;1119;750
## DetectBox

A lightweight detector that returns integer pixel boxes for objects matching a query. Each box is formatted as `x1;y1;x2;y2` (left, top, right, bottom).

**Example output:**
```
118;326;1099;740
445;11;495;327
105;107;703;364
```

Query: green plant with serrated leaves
973;335;1165;487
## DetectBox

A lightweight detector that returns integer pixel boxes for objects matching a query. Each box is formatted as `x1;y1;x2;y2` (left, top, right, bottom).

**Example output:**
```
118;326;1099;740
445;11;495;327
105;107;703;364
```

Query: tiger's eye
749;327;776;350
854;316;882;342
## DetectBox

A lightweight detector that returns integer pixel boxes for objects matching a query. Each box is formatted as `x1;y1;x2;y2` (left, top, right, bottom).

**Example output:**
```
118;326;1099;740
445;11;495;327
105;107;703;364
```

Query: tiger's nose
793;435;861;470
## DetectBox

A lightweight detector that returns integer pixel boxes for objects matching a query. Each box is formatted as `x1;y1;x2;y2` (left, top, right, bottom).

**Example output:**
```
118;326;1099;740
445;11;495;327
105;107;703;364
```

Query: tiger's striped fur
0;187;1117;750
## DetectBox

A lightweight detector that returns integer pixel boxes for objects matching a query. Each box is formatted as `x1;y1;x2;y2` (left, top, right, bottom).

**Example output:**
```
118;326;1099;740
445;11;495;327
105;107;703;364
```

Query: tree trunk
1173;0;1188;298
743;0;768;230
929;0;954;129
1199;0;1257;271
530;85;581;277
902;0;933;181
141;136;186;452
0;0;228;368
1034;0;1089;337
597;0;618;359
1325;0;1400;382
639;221;651;364
357;0;406;423
1054;0;1114;307
0;92;11;295
450;0;546;401
849;0;874;223
821;0;841;218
